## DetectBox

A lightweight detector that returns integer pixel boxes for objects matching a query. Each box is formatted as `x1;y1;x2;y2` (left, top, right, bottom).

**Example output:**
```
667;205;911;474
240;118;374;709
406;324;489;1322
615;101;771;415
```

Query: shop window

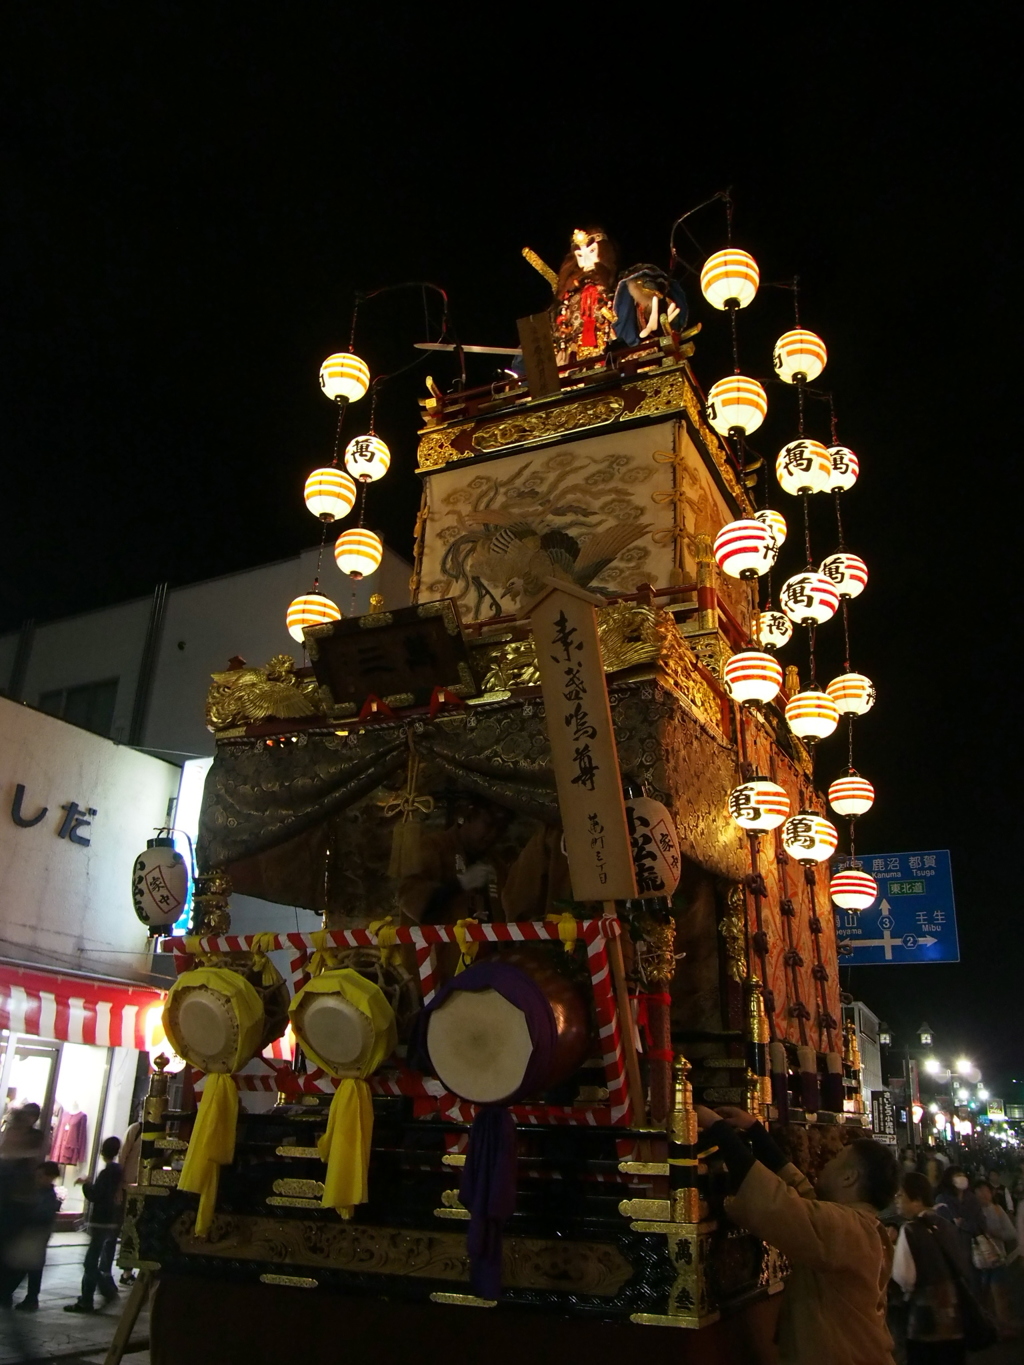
38;678;119;738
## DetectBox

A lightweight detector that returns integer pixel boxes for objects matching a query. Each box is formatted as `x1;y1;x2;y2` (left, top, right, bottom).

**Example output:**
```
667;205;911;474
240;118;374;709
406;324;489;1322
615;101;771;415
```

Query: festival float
120;206;880;1364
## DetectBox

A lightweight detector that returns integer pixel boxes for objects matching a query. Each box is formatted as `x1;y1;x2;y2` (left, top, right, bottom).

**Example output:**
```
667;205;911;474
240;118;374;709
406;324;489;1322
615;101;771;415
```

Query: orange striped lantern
722;650;783;705
344;434;391;484
286;592;342;642
781;812;838;864
828;446;859;492
334;528;383;579
779;571;840;626
319;352;370;404
713;518;776;579
826;672;876;716
828;772;875;817
706;375;767;436
754;508;787;549
773;329;827;384
728;778;790;831
756;609;793;651
304;467;357;523
776;439;832;496
700;249;759;310
820;552;868;599
785;689;840;740
830;868;878;911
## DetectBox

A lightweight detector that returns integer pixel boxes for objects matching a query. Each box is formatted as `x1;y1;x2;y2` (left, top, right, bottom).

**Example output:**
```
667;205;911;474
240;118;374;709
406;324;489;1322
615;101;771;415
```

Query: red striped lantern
713;519;776;579
728;779;790;831
828;446;859;492
820;552;868;599
756;609;793;651
700;249;759;310
776;439;832;496
826;672;876;716
723;650;783;705
785;689;840;740
830;868;879;911
828;772;875;817
286;592;342;641
779;572;840;626
781;812;838;864
773;329;827;384
706;375;767;436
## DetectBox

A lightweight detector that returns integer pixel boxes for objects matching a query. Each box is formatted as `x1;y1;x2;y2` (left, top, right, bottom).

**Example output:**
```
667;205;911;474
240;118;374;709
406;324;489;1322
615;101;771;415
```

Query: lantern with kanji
625;796;681;898
706;376;768;436
820;552;868;599
722;650;783;705
828;772;875;817
781;812;838;864
830;868;878;911
132;836;190;935
319;352;370;404
826;671;876;716
343;435;391;484
785;689;840;740
713;519;776;579
776;439;832;496
828;446;859;491
334;528;383;579
754;508;787;549
700;249;759;310
286;592;341;642
304;467;357;523
756;609;793;651
773;329;827;384
779;572;840;626
728;778;790;831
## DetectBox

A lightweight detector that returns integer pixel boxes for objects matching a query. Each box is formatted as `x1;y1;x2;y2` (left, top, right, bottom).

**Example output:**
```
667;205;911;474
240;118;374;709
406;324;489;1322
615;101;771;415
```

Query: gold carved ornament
206;655;321;733
720;884;747;984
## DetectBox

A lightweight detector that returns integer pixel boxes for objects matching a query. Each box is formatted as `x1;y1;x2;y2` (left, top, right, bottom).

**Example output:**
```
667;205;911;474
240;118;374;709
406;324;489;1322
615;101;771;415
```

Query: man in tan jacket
696;1104;898;1365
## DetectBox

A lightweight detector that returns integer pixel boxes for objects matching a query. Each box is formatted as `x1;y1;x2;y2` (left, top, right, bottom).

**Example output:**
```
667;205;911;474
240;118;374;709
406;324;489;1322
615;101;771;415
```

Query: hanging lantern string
729;302;740;374
357;482;367;530
348;296;361;351
667;187;731;270
791;273;800;329
807;622;817;689
368;379;381;435
841;598;852;672
802;490;813;567
330;401;346;468
315;522;328;584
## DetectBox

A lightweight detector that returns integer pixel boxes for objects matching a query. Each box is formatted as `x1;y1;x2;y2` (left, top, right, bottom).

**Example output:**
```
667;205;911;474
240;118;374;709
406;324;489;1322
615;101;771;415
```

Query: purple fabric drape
422;960;557;1299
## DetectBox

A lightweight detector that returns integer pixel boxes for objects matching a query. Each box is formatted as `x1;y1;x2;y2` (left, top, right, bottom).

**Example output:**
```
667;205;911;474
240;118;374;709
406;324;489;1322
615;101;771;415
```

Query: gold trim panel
272;1178;324;1198
259;1273;318;1289
275;1146;321;1159
267;1196;322;1208
429;1293;497;1308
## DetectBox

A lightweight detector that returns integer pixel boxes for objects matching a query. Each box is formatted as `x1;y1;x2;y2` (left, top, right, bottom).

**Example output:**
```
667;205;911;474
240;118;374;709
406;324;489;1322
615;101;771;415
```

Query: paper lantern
286;592;342;641
319;352;370;404
131;836;190;935
826;671;876;716
776;439;832;496
723;650;783;705
773;329;827;384
700;249;759;310
706;375;768;436
334;528;383;579
830;868;879;911
754;508;787;549
781;812;838;864
756;609;793;651
304;467;357;522
779;572;840;625
344;434;391;483
625;796;681;897
828;446;859;492
713;519;776;579
728;779;790;831
828;772;875;817
820;552;868;599
785;689;840;740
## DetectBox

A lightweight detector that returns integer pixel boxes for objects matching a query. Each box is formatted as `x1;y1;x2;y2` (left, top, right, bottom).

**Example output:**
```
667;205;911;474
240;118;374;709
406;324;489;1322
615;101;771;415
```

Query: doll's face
573;236;600;270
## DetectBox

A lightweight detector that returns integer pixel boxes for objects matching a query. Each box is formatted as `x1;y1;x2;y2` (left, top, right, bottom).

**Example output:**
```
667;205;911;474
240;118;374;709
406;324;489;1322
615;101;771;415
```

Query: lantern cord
331;401;346;467
796;373;806;437
841;598;852;672
827;392;839;448
808;623;817;689
802;491;813;568
834;489;847;550
729;301;740;374
348;298;360;351
791;274;800;329
848;816;856;862
357;482;367;530
368;381;380;436
315;522;327;584
667;189;730;268
847;712;855;773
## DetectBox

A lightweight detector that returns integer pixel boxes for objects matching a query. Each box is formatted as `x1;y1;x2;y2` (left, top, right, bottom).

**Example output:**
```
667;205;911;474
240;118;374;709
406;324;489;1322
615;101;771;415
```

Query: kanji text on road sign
833;850;959;965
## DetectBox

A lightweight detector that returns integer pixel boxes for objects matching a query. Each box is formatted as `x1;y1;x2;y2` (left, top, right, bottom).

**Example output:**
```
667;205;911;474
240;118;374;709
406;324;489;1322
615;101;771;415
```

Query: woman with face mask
934;1167;985;1272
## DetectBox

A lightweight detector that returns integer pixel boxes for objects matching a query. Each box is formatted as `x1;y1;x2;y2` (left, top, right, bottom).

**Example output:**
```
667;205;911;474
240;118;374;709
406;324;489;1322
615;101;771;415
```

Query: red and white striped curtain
0;964;164;1050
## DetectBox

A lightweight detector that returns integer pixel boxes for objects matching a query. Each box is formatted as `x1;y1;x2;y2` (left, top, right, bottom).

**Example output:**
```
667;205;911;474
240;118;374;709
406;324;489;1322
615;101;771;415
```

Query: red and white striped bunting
0;964;163;1050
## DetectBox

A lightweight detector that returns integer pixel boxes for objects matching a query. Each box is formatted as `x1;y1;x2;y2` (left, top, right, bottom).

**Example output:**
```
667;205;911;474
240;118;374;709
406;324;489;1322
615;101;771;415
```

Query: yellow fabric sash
545;911;578;953
177;1072;238;1238
317;1078;374;1219
453;917;479;974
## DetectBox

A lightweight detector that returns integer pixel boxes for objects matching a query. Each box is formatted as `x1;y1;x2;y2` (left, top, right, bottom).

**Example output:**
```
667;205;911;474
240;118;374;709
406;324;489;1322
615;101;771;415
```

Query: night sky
3;13;1020;1088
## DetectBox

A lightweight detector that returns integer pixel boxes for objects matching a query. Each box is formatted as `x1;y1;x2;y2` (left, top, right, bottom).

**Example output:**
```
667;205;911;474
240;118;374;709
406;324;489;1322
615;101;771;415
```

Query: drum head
426;988;534;1104
295;994;373;1073
167;985;240;1074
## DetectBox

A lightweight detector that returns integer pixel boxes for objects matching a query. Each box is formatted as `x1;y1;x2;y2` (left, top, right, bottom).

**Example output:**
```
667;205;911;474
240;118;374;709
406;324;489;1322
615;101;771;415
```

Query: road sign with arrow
833;850;959;965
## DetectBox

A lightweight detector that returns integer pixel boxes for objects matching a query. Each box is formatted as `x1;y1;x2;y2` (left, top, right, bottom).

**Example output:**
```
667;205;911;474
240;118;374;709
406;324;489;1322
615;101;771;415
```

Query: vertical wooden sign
526;581;638;903
516;311;561;398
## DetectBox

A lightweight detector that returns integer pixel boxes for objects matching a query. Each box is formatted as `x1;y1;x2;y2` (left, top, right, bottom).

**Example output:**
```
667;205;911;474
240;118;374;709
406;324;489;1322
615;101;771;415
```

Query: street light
924;1057;942;1076
956;1057;973;1076
918;1022;934;1047
979;1087;989;1100
878;1021;893;1047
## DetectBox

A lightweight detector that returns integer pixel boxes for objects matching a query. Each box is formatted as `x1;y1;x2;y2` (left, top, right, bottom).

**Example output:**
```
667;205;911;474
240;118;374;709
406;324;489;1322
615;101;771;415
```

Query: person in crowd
64;1136;123;1314
892;1171;972;1363
923;1155;944;1189
933;1167;984;1268
973;1180;1018;1338
0;1161;61;1311
987;1169;1015;1216
117;1114;143;1286
696;1103;899;1364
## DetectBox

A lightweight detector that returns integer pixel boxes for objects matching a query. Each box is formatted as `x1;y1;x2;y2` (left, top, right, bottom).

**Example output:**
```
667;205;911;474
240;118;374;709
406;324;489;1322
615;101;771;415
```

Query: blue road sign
833;850;959;965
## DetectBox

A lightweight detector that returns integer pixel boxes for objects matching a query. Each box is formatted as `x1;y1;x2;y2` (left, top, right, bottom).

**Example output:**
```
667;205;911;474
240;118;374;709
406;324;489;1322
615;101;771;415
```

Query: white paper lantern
826;672;876;716
756;609;793;651
828;446;859;492
754;508;787;550
773;329;827;384
700;249;759;310
344;434;391;483
304;467;357;523
706;375;768;436
132;837;190;934
776;439;832;496
319;352;370;403
713;519;776;579
819;552;868;599
334;528;383;579
828;773;875;817
785;689;840;740
779;572;840;626
286;592;342;641
728;779;790;831
830;868;878;911
625;796;681;897
722;650;783;705
781;812;838;864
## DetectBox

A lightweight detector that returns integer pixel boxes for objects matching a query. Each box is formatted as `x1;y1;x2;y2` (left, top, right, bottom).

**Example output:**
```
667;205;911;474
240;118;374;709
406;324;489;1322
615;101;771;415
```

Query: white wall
0;697;180;982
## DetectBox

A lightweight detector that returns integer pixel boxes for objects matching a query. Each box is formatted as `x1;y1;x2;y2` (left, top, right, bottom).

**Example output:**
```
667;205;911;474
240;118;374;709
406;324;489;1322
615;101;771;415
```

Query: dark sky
2;12;1020;1088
